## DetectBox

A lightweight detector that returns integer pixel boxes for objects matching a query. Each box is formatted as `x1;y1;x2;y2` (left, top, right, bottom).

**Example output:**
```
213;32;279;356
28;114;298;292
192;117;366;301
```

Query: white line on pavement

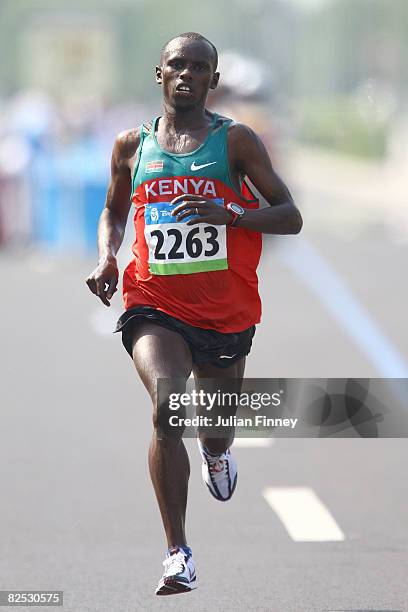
262;486;345;542
278;238;408;377
233;438;274;448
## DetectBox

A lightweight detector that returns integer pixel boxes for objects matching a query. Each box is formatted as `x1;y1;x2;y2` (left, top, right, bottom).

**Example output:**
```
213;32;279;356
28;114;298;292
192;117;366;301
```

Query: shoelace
163;552;186;576
207;452;228;482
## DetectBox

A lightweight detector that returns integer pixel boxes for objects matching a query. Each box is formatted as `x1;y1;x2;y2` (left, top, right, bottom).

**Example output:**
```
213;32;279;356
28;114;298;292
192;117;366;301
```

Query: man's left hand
171;194;232;226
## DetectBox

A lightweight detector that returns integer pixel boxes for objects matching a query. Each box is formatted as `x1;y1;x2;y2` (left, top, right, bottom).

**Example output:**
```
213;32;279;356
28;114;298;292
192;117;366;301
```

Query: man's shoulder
225;120;259;153
115;127;142;161
209;111;256;141
210;111;231;124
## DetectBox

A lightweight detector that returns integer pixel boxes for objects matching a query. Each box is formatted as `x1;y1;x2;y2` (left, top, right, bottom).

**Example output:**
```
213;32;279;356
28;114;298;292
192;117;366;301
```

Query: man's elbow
293;209;303;234
289;204;303;234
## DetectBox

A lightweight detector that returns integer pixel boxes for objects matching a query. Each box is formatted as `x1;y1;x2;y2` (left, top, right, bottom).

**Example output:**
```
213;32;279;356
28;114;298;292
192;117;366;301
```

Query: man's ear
210;71;220;90
155;66;162;85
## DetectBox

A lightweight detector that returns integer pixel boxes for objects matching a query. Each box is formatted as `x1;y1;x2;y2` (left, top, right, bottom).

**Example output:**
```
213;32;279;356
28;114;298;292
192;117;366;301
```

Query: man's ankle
198;438;228;456
167;544;192;556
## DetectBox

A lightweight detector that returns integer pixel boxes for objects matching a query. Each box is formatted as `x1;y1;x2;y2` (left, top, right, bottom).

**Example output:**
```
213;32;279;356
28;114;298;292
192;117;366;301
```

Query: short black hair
160;32;218;70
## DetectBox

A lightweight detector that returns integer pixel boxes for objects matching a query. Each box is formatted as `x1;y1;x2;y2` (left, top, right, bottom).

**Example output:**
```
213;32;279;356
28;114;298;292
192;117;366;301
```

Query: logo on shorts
146;160;164;173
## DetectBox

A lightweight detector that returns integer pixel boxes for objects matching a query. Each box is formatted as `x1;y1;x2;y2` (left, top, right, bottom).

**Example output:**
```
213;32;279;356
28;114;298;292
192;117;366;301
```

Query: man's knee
153;392;187;440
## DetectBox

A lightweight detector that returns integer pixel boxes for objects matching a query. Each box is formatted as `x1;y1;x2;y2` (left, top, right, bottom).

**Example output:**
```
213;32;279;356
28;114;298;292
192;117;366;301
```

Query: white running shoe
197;439;238;501
155;546;197;596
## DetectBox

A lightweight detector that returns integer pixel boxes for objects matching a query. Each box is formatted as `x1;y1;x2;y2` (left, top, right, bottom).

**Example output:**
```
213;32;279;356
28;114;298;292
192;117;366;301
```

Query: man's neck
161;102;211;132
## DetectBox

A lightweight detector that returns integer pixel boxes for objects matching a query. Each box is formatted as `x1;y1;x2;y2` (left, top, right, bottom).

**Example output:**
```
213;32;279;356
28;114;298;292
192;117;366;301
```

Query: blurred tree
0;0;296;103
1;0;406;111
294;0;408;98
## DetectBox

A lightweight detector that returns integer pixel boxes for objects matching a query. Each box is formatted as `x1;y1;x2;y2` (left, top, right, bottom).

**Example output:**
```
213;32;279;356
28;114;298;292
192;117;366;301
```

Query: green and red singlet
123;113;262;332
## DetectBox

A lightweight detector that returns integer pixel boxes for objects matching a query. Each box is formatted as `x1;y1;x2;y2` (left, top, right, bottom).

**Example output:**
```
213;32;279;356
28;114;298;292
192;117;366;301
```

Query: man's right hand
85;256;119;307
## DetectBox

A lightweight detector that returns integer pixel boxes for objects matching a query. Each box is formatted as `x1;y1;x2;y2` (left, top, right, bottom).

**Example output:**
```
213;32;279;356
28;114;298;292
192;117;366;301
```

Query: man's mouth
176;83;193;93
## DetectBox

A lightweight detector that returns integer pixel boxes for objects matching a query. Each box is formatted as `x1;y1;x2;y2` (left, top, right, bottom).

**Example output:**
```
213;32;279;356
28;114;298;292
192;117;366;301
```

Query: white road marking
278;238;408;377
262;486;345;542
233;437;274;448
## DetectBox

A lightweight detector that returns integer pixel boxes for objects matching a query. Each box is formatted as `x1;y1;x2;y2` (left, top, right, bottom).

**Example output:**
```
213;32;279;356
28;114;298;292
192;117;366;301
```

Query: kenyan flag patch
146;160;164;173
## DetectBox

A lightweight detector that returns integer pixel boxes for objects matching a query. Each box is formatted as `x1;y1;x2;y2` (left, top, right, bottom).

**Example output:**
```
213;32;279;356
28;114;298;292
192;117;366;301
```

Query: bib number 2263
146;223;228;275
151;226;219;260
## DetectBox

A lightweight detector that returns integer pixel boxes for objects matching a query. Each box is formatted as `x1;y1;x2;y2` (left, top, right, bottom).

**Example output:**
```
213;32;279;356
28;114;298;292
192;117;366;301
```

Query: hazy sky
289;0;331;8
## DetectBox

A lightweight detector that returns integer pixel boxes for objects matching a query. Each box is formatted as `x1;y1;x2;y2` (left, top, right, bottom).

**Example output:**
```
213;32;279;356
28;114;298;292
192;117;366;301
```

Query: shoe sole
156;578;197;596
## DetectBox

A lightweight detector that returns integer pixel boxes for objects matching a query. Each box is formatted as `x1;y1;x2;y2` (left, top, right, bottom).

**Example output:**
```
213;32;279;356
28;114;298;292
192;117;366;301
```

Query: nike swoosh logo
219;354;238;359
191;161;217;171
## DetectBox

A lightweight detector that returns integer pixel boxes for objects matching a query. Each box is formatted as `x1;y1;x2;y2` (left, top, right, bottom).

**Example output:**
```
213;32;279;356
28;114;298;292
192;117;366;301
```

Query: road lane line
233;438;274;448
262;486;345;542
278;238;408;377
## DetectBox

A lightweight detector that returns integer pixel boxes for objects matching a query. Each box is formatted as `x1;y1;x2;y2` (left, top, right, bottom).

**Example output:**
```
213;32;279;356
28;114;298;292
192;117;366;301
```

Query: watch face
230;203;244;214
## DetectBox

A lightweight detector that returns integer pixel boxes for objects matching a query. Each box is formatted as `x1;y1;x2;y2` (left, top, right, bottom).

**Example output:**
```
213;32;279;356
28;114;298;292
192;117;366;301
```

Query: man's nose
180;65;193;79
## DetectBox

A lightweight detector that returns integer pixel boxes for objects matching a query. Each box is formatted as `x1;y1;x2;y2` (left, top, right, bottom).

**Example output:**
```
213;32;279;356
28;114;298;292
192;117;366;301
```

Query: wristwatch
226;202;245;227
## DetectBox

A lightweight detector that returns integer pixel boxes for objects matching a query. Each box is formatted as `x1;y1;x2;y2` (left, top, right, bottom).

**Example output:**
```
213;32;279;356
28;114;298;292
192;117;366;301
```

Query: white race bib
144;200;227;275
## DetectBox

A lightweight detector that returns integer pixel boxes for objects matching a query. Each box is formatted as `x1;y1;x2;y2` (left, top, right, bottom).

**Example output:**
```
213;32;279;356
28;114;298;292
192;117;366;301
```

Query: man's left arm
229;123;302;234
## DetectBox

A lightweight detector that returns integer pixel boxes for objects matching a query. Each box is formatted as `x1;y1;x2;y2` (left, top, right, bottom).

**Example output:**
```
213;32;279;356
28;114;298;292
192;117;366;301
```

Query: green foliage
0;0;407;110
296;97;389;159
292;0;408;99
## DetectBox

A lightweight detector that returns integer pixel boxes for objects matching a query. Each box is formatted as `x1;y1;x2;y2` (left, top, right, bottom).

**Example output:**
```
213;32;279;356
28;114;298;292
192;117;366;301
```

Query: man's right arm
85;128;140;306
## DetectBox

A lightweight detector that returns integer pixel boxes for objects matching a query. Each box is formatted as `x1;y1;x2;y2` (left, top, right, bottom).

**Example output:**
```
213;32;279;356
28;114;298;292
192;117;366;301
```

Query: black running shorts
114;306;256;368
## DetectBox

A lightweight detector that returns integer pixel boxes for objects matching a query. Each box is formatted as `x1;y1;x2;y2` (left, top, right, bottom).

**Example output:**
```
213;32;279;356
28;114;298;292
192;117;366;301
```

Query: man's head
156;33;220;110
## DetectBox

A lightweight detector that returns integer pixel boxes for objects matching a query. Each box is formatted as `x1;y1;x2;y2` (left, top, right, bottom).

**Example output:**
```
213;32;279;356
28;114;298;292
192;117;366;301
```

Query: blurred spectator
208;51;284;165
0;87;148;253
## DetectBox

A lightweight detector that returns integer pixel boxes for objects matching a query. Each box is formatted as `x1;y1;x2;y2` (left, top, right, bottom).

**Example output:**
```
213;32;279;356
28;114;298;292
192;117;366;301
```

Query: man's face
156;39;219;110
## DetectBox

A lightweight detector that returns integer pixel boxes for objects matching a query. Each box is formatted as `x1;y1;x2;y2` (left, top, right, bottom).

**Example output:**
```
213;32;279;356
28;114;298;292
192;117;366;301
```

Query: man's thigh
130;322;193;402
193;357;246;382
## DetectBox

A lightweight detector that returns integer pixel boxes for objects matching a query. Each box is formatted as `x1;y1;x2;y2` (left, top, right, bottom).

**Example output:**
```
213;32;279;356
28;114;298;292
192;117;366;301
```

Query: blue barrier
83;183;107;253
29;139;108;253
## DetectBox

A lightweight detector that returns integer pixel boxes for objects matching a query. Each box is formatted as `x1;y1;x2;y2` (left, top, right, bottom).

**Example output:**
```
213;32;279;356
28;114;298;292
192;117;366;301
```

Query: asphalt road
1;229;407;611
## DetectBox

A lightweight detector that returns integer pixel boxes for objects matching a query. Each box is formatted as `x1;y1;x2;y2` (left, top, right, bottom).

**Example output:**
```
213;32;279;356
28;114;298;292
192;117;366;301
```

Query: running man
86;32;302;596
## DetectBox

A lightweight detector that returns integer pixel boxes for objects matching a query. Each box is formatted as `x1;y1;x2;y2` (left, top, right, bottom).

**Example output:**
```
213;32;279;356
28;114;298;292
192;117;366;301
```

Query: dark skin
86;36;302;549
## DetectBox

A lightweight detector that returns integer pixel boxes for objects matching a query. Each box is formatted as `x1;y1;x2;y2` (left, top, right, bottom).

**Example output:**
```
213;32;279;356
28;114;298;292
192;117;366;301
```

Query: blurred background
1;0;407;253
1;0;407;379
1;1;408;611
